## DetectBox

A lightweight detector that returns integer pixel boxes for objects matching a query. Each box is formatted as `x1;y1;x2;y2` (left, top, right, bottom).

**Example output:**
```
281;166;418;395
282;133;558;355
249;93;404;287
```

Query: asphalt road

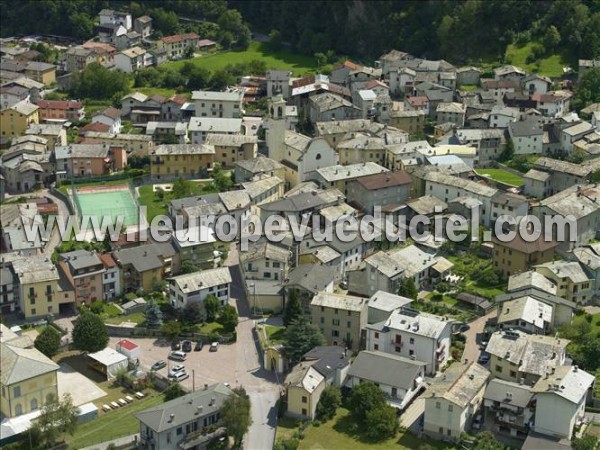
462;309;497;365
225;246;281;450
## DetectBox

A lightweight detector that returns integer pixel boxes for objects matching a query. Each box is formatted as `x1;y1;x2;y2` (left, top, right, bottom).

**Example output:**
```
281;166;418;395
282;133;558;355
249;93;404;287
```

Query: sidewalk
80;434;139;450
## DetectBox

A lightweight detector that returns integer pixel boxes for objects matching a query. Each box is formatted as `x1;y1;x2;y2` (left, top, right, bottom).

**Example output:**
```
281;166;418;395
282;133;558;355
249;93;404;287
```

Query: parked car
453;322;470;334
170;371;189;382
169;365;185;377
151;360;167;371
171;339;181;350
210;342;219;352
478;352;490;364
169;350;187;361
182;340;193;352
194;340;204;351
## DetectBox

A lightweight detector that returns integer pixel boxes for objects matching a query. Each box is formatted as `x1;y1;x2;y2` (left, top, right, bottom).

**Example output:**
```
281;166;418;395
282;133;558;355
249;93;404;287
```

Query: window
347;321;351;328
177;427;183;435
374;344;379;350
316;153;322;160
436;401;441;409
495;365;503;373
447;429;452;437
439;427;443;434
409;350;415;356
302;408;307;416
302;396;307;404
409;338;415;344
320;317;324;324
31;398;38;410
15;404;22;416
510;370;517;378
13;386;21;398
374;332;379;339
391;387;397;397
448;404;453;412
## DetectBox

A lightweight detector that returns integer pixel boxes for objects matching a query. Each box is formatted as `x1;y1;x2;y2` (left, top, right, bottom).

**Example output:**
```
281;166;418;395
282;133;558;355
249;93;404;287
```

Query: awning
432;256;453;273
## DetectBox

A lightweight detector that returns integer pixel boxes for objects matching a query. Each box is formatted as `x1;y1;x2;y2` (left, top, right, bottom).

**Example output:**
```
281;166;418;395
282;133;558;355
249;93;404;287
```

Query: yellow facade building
150;143;215;180
1;100;39;140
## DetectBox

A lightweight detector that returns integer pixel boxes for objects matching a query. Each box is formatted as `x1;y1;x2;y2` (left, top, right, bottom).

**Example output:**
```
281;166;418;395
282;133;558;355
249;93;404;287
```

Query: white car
210;342;219;352
168;365;185;377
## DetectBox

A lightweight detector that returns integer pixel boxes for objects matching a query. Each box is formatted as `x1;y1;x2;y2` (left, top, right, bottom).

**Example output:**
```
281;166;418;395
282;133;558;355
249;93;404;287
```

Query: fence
106;323;236;344
50;187;75;215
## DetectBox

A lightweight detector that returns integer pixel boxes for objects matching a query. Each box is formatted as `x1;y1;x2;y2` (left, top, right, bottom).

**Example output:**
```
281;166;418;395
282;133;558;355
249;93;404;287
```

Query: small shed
88;348;129;379
116;339;140;360
455;293;495;314
76;403;98;424
122;297;146;315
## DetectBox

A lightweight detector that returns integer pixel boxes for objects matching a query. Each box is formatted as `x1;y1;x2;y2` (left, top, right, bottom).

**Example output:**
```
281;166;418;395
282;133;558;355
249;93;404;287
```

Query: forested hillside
231;0;600;63
1;0;599;66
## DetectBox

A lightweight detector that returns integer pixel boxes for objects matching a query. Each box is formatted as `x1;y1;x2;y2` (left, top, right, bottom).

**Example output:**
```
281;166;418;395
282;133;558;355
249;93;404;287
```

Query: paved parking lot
109;336;244;392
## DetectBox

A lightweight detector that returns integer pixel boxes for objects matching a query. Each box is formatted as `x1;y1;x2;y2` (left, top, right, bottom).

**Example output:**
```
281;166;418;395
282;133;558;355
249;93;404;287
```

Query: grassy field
475;168;524;186
138;181;212;222
164;41;319;76
52;352;163;449
276;408;454;450
105;312;145;325
504;42;570;78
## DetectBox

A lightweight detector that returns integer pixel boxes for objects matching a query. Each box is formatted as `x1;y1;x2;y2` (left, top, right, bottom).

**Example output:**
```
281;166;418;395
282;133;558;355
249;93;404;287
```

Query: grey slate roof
483;378;534;408
135;384;234;432
347;351;425;389
286;264;338;294
303;345;352;379
114;242;176;273
1;342;59;385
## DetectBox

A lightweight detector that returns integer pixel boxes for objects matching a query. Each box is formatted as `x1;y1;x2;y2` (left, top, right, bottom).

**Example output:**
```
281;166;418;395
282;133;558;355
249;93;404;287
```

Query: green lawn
505;42;570;78
138;182;213;222
276;408;454;450
67;392;162;449
164;41;319;76
458;84;478;91
198;322;225;335
475;168;524;187
105;312;145;325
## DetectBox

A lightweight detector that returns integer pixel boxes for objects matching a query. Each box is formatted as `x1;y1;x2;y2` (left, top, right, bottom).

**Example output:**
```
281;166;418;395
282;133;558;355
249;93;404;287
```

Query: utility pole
192;369;195;392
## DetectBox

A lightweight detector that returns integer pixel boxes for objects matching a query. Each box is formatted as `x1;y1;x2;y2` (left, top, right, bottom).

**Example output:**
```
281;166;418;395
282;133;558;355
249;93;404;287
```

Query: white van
171;371;189;382
169;350;187;361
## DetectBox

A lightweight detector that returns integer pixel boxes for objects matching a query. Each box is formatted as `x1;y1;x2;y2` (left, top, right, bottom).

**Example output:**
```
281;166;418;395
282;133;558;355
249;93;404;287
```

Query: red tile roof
81;122;111;133
167;94;187;106
407;96;428;106
161;32;199;44
116;339;138;351
343;60;361;70
36;100;82;110
97;106;121;119
366;79;388;90
198;39;217;47
355;171;412;190
99;252;117;268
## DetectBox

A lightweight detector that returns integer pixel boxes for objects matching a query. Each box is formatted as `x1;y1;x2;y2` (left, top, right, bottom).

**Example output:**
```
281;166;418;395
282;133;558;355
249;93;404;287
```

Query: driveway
120;245;281;450
462;310;497;365
43;189;71;255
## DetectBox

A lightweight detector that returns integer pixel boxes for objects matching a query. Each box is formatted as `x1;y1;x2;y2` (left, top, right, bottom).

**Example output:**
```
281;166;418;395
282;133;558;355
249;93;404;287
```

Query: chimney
195;406;203;415
168;413;175;422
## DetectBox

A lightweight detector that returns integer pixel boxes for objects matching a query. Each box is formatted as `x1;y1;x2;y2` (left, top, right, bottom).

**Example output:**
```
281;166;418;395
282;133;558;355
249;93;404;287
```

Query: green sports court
73;185;141;226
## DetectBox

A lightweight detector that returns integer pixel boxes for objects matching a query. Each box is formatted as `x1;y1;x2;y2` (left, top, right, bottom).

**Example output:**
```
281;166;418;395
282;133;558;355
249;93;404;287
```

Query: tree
364;404;399;440
576;67;600;108
204;295;221;322
37;393;78;446
592;169;600;183
180;260;200;274
145;298;164;328
573;435;599;450
283;315;325;363
34;326;61;358
397;277;418;300
473;431;505;450
498;137;515;162
269;29;283;50
221;387;251;445
164;382;186;401
161;321;182;340
211;164;233;192
347;381;387;425
316;385;341;422
70;63;130;101
283;290;303;326
218;304;238;332
217;9;251;49
72;312;108;353
172;178;195;199
182;301;205;324
544;25;561;51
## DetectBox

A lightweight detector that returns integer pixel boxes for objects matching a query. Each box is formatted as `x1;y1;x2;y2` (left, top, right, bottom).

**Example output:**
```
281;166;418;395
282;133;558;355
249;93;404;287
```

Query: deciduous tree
221;387;251;444
34;326;61;358
72;312;108;353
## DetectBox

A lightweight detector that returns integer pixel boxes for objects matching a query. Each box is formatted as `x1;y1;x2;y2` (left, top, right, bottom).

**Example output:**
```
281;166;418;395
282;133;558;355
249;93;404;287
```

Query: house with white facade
508;117;544;155
483;378;535;439
365;307;452;375
192;89;244;119
345;351;426;410
423;362;490;442
168;267;232;309
188;117;242;144
532;365;594;440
